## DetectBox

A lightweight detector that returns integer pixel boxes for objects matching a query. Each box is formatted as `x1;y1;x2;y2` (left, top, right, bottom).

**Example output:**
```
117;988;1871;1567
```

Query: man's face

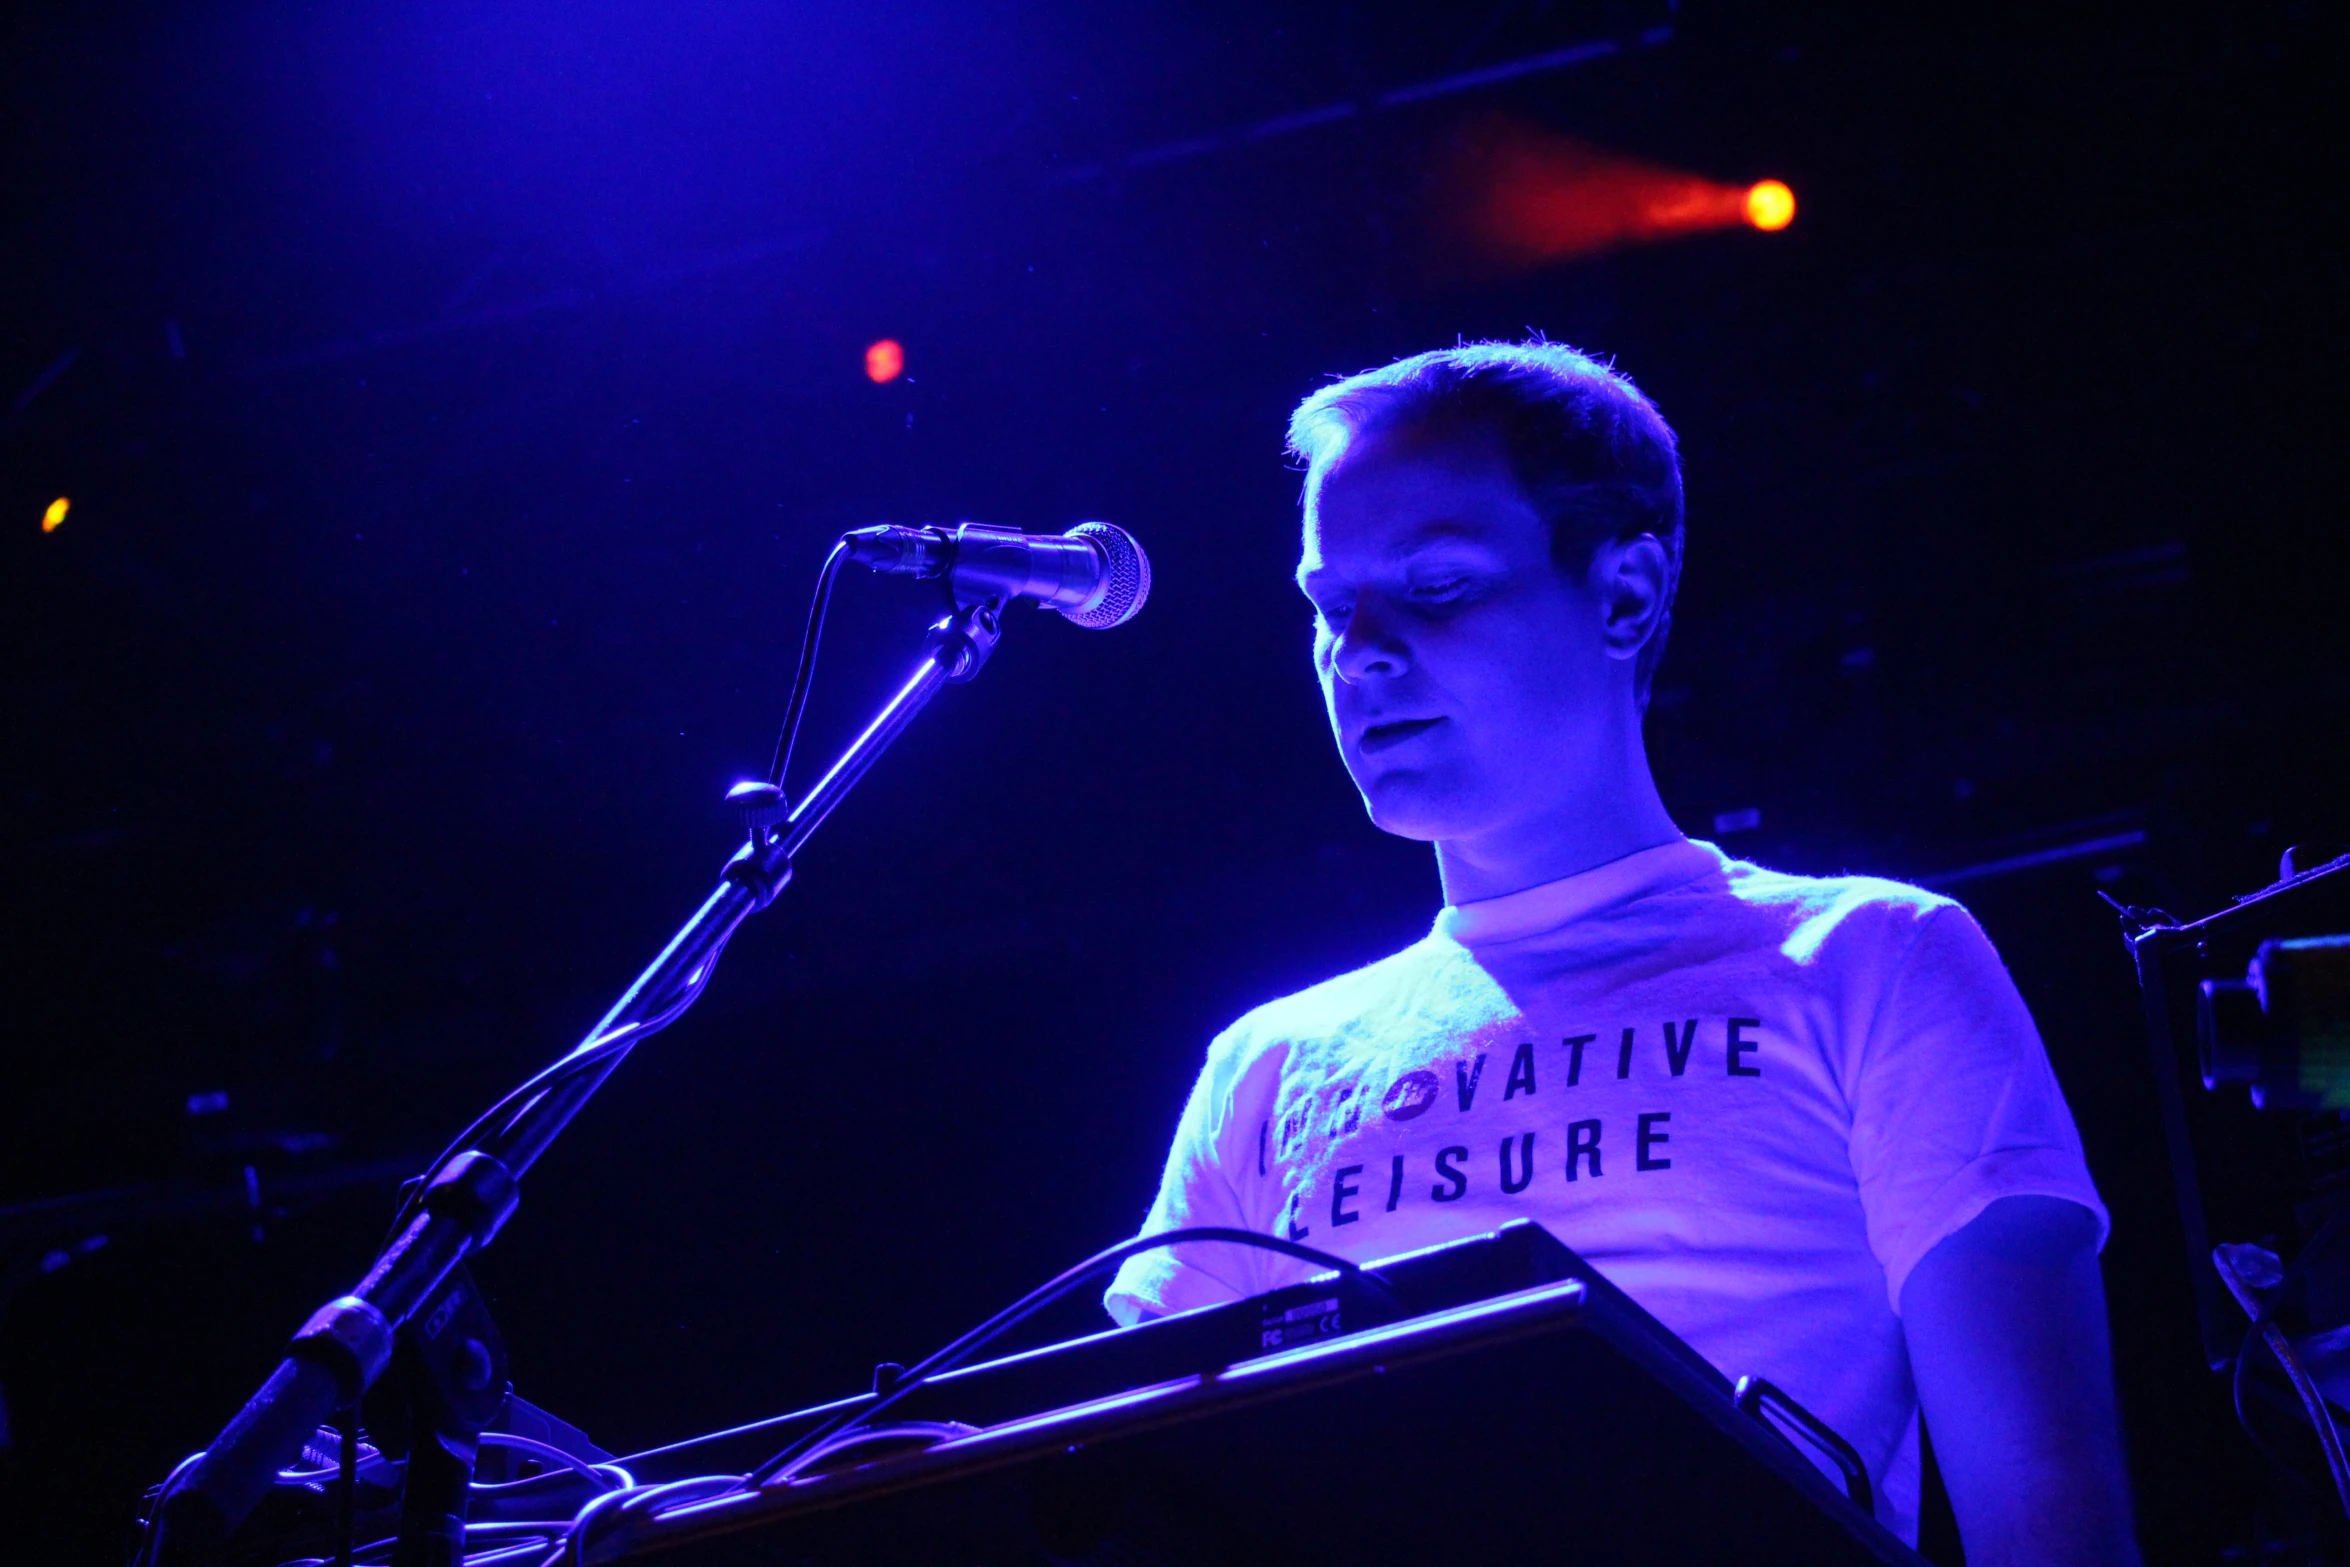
1296;421;1620;848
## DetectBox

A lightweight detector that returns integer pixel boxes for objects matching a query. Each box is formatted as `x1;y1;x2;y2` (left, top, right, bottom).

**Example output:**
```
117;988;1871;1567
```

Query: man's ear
1593;533;1671;660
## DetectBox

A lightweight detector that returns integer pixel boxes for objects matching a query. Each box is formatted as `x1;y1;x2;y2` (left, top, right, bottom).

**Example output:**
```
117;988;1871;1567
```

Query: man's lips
1358;716;1444;754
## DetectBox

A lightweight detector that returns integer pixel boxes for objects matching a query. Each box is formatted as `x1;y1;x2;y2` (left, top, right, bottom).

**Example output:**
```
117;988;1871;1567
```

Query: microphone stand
145;598;1006;1564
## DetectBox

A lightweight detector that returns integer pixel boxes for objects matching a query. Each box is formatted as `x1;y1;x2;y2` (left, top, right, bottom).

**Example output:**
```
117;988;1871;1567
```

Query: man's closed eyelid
1405;576;1479;606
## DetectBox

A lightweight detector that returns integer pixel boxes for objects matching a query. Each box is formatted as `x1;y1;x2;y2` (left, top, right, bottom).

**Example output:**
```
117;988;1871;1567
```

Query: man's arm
1901;1195;2141;1567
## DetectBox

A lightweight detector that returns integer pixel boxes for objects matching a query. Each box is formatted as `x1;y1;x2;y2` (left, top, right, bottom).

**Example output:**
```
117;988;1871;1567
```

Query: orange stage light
1452;119;1793;269
864;338;905;383
1745;180;1796;231
41;497;69;533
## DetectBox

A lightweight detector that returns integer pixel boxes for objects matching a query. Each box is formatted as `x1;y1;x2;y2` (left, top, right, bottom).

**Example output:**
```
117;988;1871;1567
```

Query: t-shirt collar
1435;838;1722;947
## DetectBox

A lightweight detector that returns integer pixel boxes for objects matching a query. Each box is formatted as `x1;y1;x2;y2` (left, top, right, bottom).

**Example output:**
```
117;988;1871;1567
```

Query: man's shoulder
1695;845;1967;963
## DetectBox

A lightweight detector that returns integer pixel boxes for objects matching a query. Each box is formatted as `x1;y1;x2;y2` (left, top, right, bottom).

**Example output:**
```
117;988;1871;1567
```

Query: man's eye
1409;577;1469;602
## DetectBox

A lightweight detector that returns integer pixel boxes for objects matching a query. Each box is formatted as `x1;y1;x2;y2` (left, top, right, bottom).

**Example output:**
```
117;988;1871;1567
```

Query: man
1104;341;2140;1563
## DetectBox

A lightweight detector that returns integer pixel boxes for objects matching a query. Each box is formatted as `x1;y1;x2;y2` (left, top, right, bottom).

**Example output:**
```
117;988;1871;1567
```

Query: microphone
841;521;1151;630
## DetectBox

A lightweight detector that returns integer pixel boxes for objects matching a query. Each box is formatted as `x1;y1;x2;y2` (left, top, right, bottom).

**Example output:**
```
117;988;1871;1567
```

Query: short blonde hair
1288;339;1684;708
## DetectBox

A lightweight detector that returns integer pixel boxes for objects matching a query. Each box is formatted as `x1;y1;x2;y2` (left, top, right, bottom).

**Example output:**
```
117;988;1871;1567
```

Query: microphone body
843;521;1151;629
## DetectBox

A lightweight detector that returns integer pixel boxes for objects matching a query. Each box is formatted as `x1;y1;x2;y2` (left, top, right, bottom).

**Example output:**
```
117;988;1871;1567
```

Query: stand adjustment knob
727;779;790;842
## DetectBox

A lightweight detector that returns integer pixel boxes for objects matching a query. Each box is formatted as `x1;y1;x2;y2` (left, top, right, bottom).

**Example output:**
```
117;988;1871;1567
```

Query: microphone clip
925;598;1003;684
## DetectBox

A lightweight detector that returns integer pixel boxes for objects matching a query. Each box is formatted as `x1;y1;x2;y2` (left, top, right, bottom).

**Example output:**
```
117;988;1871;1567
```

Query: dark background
2;1;2342;1560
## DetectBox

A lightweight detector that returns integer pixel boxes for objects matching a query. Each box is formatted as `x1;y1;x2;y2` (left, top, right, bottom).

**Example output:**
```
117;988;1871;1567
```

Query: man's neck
1432;753;1683;906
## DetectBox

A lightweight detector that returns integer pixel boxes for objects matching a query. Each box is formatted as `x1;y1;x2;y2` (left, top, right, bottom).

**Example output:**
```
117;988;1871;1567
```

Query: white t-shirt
1103;838;2107;1543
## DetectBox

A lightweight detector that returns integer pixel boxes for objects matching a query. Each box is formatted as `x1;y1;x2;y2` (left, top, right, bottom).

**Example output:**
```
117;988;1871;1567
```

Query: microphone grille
1063;522;1152;629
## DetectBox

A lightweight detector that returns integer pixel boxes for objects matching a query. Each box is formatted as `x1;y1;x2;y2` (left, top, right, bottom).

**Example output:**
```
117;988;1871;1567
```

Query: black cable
2226;1214;2350;1514
516;1190;1408;1562
380;1014;660;1245
2232;1325;2338;1499
146;538;873;1567
379;888;744;1247
741;1225;1405;1488
767;539;851;793
534;1230;1405;1562
386;540;857;1245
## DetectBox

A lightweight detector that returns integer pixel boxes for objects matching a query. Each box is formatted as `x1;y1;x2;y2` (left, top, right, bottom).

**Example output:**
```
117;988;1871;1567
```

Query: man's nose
1332;592;1410;683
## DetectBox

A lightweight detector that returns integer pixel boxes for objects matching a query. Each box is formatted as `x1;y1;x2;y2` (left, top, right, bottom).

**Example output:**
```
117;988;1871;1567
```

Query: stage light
1745;180;1796;232
41;496;68;532
1451;119;1798;271
865;339;904;383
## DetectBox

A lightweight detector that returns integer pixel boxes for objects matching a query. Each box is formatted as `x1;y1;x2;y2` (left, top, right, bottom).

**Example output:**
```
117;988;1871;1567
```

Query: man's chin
1355;777;1468;844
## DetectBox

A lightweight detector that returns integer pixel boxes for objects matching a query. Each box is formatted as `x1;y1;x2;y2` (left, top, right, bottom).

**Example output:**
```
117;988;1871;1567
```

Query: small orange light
864;338;904;383
1745;180;1796;231
41;497;69;532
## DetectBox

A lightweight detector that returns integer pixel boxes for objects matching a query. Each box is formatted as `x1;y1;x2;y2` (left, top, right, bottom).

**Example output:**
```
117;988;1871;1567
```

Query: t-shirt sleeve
1101;1028;1269;1327
1847;902;2110;1313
